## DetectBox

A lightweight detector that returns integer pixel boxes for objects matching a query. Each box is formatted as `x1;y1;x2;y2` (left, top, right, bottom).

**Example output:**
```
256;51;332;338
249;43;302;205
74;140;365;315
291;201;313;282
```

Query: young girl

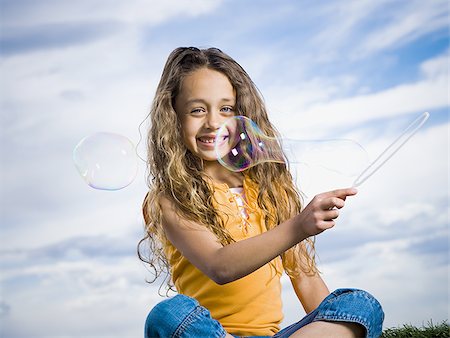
139;47;384;338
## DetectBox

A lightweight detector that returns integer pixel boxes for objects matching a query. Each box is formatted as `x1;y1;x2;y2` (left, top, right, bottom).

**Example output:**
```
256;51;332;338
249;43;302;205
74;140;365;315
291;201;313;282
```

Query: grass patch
381;320;449;338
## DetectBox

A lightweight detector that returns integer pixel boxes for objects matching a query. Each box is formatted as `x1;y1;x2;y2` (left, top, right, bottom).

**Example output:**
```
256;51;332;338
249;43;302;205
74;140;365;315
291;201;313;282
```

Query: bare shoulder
158;193;223;277
158;194;205;232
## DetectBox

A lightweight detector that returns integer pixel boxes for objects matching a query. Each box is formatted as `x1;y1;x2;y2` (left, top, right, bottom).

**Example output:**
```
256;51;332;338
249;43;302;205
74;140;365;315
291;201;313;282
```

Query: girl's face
175;67;236;162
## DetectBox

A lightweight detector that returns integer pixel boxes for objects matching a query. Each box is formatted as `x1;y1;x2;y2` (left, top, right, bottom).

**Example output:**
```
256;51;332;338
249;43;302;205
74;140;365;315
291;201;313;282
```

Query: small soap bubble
73;132;138;191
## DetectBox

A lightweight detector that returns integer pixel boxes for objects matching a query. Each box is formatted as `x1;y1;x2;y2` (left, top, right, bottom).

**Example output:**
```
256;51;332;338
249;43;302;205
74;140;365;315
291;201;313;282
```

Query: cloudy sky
1;0;448;337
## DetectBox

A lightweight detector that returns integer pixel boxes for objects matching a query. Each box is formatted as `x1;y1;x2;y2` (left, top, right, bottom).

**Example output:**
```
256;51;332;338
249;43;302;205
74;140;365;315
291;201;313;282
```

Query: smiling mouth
197;135;228;145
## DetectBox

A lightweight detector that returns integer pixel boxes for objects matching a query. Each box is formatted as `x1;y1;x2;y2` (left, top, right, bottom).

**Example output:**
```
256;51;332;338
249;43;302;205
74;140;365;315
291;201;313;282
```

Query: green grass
381;321;450;338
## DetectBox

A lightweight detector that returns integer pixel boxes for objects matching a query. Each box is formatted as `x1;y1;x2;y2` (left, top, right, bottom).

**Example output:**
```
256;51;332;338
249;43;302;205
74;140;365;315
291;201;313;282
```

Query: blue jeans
145;288;384;338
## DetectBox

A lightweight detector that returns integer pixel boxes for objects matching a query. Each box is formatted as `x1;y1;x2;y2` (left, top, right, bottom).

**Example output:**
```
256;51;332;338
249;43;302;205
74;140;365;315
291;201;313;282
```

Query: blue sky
1;0;449;337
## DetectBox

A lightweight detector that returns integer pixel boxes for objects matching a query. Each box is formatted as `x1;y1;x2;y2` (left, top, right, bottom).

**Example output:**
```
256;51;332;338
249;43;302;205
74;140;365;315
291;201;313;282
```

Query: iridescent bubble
215;116;369;174
73;132;138;190
214;116;369;197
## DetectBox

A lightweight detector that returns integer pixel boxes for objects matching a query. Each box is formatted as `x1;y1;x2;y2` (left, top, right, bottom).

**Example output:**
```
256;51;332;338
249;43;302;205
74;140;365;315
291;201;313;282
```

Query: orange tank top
164;176;284;336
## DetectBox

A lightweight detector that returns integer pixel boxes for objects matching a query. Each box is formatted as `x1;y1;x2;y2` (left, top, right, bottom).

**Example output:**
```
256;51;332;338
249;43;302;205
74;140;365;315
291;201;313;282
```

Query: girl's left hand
295;188;358;238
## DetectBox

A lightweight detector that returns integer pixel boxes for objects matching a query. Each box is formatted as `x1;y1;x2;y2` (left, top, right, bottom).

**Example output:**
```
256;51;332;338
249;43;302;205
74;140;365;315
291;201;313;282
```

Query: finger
323;209;339;220
321;197;345;210
323;188;358;198
318;219;336;230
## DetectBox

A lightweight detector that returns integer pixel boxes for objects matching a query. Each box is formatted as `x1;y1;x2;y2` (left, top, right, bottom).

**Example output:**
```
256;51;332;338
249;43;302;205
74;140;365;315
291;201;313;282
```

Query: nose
204;111;223;130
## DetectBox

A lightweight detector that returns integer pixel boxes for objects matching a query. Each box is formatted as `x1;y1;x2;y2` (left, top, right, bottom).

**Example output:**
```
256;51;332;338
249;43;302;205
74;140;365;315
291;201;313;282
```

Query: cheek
179;120;198;149
181;118;200;137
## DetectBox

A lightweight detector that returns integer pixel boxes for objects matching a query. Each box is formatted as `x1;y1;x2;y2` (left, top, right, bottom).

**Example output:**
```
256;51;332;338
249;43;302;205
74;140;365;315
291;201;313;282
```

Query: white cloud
309;0;448;59
1;0;224;27
318;238;448;328
268;50;448;139
1;255;156;337
312;0;387;54
355;0;449;56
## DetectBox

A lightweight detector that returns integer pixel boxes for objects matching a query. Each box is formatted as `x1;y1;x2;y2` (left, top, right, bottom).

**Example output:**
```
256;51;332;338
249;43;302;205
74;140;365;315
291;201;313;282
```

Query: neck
203;160;244;188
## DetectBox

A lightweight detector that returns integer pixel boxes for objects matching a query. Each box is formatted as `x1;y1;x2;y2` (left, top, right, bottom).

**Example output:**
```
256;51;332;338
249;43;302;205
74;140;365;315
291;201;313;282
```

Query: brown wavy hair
138;47;318;292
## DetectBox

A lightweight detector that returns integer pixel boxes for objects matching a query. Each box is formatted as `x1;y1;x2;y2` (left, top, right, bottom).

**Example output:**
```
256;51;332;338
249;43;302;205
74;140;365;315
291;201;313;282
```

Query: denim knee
315;288;384;338
145;294;226;338
145;295;196;337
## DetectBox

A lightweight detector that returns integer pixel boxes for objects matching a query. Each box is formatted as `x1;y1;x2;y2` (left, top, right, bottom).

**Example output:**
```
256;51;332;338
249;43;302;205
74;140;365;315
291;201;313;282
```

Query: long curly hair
138;47;318;292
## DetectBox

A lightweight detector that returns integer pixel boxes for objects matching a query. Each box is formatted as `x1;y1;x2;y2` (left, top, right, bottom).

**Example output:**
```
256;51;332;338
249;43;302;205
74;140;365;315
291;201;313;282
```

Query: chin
200;155;220;162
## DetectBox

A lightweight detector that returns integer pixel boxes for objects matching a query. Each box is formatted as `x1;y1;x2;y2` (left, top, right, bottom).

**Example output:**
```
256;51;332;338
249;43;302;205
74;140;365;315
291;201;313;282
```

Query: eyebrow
185;98;235;105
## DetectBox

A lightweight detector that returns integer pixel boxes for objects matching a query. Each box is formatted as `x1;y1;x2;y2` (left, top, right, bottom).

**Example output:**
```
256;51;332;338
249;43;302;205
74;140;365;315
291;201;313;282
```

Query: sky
0;0;449;337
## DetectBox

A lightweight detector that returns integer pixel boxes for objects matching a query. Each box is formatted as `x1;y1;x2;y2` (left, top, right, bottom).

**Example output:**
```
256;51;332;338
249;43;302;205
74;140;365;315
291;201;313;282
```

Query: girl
139;47;384;338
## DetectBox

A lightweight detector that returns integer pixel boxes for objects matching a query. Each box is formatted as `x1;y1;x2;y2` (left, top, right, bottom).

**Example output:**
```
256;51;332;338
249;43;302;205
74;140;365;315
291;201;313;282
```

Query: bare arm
161;188;357;285
290;272;330;314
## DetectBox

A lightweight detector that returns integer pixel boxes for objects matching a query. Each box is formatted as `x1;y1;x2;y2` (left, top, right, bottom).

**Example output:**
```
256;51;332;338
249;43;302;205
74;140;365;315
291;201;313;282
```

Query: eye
221;106;234;114
190;107;206;115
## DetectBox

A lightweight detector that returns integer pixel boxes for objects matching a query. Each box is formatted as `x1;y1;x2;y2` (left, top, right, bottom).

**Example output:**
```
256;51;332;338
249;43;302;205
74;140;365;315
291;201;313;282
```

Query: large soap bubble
73;132;138;191
214;116;369;175
214;116;369;196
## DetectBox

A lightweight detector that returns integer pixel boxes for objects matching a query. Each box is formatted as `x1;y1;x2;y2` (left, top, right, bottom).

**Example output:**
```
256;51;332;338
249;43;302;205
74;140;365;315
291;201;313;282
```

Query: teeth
199;138;215;143
198;136;228;143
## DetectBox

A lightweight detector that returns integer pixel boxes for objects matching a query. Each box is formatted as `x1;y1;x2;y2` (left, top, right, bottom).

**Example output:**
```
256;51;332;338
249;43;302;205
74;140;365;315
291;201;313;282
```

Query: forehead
178;68;235;101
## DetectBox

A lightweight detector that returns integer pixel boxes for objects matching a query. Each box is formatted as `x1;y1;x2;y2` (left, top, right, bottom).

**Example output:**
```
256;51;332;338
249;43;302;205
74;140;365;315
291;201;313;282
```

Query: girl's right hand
297;188;358;237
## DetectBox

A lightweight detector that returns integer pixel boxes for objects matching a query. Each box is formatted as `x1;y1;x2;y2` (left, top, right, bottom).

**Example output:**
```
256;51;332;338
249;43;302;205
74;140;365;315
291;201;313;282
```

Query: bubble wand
352;111;429;187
